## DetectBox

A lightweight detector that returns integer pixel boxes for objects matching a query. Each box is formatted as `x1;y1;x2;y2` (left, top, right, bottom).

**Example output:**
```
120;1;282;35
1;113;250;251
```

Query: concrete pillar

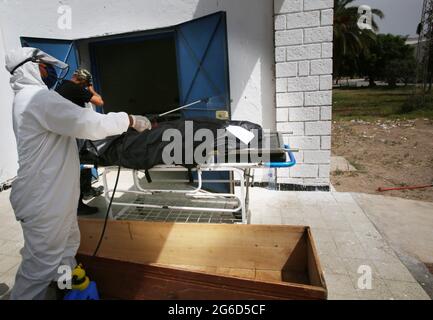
273;0;333;188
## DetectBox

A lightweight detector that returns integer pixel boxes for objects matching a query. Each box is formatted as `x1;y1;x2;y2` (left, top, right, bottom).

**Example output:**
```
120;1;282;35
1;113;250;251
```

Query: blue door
175;12;232;193
175;11;231;119
20;37;79;88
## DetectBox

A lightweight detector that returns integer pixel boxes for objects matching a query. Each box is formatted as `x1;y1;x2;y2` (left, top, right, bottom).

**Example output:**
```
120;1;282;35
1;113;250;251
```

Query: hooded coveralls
5;47;130;299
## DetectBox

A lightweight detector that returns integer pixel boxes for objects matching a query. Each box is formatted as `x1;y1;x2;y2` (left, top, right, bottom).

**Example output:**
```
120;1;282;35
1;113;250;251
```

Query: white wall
0;0;334;188
274;0;333;187
0;0;276;129
0;26;17;183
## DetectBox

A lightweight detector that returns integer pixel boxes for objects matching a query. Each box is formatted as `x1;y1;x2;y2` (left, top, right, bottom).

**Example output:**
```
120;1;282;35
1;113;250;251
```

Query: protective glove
130;115;152;132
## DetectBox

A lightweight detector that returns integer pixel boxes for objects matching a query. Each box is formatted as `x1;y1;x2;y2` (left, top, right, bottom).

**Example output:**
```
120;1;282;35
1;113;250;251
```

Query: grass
333;86;433;120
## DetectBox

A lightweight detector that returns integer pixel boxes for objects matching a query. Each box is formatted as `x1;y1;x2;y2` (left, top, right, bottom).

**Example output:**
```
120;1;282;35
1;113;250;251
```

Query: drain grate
115;193;242;224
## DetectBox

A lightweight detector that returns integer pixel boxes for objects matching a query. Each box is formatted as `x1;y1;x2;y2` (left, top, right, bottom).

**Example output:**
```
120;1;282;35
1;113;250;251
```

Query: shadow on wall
192;0;276;129
273;0;285;13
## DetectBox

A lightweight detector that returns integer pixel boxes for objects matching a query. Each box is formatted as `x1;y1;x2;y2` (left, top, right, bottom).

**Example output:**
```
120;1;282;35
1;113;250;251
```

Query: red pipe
377;185;433;192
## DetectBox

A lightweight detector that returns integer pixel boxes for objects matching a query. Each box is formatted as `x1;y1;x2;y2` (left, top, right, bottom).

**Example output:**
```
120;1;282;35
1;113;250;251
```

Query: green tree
360;34;416;87
333;0;384;81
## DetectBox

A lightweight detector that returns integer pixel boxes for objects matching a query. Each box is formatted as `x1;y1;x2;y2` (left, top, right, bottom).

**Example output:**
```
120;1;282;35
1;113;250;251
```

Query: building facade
0;0;333;188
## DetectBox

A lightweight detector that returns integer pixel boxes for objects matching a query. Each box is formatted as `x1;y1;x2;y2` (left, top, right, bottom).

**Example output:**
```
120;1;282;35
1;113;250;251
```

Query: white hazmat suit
5;47;130;299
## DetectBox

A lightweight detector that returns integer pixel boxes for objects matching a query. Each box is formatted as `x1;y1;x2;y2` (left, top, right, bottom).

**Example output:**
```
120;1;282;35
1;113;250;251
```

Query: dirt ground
331;118;433;202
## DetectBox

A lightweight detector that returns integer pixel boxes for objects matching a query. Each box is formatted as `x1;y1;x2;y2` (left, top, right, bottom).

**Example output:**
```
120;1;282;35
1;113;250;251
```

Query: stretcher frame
101;145;297;224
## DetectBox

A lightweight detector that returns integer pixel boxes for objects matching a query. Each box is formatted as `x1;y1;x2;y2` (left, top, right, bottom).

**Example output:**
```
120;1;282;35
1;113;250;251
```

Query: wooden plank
281;231;308;279
77;220;327;300
77;254;327;300
78;219;306;271
255;270;283;283
167;265;308;284
215;267;256;279
306;227;327;293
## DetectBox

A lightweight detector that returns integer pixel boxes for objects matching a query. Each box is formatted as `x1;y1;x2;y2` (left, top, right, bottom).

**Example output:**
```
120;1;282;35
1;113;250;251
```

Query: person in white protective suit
5;47;152;300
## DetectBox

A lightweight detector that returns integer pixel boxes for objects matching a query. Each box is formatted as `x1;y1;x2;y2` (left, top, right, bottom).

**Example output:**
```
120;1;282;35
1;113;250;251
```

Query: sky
353;0;424;37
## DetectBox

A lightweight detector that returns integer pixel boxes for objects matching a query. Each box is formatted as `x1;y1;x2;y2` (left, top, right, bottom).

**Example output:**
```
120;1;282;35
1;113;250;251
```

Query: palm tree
333;0;384;83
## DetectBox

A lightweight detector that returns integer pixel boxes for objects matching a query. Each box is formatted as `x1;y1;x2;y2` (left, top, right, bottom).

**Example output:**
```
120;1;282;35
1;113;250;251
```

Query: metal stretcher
100;132;297;224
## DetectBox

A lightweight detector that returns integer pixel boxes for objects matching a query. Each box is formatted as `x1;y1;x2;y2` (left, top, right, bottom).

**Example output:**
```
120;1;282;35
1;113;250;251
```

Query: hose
92;164;121;257
92;133;126;257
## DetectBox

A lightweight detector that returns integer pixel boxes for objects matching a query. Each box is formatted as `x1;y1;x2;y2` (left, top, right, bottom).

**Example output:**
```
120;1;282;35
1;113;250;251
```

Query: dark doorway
90;34;180;117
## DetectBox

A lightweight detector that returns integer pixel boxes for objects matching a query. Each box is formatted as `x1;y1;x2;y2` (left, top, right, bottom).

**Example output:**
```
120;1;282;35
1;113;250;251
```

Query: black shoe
77;202;99;216
82;186;104;201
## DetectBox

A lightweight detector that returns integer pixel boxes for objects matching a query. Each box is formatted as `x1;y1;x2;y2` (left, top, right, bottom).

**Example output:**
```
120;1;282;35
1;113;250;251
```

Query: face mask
42;64;58;89
9;48;70;88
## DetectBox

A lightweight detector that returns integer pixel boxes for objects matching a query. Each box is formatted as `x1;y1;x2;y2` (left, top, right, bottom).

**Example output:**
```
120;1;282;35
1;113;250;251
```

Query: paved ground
353;194;433;264
0;190;22;299
353;193;433;298
0;178;431;300
249;189;431;300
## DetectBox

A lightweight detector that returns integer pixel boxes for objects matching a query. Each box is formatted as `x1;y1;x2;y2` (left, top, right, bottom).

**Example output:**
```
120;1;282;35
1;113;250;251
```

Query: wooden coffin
77;219;327;300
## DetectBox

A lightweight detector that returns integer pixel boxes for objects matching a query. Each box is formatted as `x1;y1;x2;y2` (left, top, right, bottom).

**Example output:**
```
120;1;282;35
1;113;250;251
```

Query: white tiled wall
274;0;333;187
